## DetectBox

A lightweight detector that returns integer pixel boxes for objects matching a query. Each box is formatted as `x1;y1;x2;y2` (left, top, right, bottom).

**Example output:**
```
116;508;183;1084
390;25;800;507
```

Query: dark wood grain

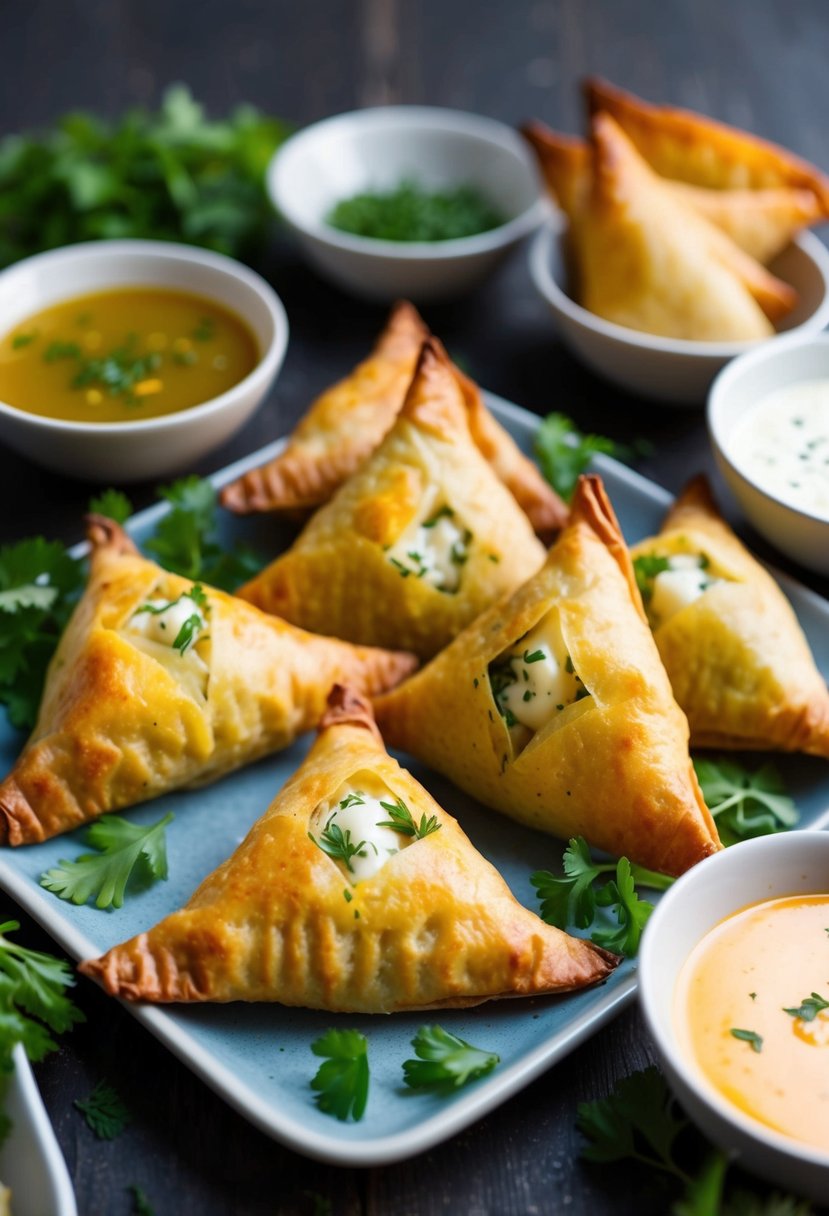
0;2;827;1212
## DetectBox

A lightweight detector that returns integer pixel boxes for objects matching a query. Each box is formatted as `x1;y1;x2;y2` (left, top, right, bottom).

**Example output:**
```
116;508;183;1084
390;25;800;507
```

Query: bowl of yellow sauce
0;240;288;481
639;830;829;1204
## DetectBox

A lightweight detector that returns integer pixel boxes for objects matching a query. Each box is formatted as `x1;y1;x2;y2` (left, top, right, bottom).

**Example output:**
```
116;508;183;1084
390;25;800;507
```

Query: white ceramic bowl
708;332;829;575
639;831;829;1205
0;240;288;482
268;105;547;303
529;223;829;407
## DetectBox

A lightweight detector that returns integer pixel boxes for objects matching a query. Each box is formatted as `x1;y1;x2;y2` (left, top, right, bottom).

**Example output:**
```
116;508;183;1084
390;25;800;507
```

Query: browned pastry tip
319;684;383;740
84;514;139;558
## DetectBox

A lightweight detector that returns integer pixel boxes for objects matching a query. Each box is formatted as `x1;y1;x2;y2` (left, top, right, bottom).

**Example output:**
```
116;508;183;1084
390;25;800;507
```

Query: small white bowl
529;223;829;407
708;332;829;575
268;105;547;303
640;831;829;1205
0;240;288;483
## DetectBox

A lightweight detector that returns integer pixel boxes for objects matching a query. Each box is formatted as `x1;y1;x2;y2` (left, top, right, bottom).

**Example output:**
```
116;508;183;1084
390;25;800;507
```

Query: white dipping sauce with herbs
730;379;829;519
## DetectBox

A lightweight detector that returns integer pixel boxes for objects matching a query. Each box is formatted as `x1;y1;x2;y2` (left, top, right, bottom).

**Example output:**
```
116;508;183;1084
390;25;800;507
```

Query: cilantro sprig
578;1067;814;1215
310;1029;369;1121
0;920;83;1071
74;1079;130;1139
376;797;441;840
88;488;133;525
693;757;798;846
40;811;173;910
145;475;261;592
533;412;652;502
531;837;673;957
402;1025;499;1092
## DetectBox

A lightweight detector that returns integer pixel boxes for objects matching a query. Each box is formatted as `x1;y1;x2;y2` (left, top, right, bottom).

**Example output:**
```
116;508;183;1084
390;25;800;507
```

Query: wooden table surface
2;2;828;1212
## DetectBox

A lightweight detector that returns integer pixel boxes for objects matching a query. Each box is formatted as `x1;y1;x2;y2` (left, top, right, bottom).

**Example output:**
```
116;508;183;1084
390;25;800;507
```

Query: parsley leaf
782;992;829;1021
0;920;83;1071
577;1065;691;1179
730;1028;763;1053
308;820;366;873
88;489;133;525
693;757;798;846
534;412;651;502
40;811;173;910
74;1079;130;1139
376;797;441;840
531;837;672;957
310;1029;369;1121
145;475;262;592
402;1025;499;1092
0;537;85;730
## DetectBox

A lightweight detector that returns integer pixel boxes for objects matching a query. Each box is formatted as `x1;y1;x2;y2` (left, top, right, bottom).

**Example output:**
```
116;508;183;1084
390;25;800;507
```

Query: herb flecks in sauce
0;288;258;423
327;179;505;243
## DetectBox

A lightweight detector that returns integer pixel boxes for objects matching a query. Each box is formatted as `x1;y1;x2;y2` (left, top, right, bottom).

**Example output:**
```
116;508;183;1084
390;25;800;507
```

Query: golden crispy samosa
0;519;416;846
584;77;829;213
523;119;821;265
237;340;547;659
220;301;566;541
579;115;790;338
375;476;721;877
80;687;618;1010
630;476;829;755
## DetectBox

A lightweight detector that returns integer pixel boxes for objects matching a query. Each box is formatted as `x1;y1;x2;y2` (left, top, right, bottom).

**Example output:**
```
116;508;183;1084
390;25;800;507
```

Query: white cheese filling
649;554;720;623
309;780;414;884
127;591;207;651
491;614;588;736
385;508;471;592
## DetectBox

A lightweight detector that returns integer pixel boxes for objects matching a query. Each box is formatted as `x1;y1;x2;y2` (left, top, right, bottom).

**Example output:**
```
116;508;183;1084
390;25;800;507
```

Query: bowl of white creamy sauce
708;332;829;575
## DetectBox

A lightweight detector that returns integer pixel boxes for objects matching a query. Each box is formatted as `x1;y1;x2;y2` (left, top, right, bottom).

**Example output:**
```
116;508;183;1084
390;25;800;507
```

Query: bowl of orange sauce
639;830;829;1204
0;239;288;481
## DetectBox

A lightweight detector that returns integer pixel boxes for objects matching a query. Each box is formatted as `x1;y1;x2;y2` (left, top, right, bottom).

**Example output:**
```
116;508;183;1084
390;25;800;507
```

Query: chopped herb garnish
192;317;216;342
74;1080;130;1139
43;340;81;362
310;1029;369;1121
402;1025;499;1092
422;505;454;528
523;648;545;664
11;332;36;349
730;1028;763;1053
782;992;829;1021
343;889;353;903
749;992;757;1001
338;793;365;810
309;818;367;873
327;179;505;242
632;554;671;602
565;654;574;673
377;797;440;840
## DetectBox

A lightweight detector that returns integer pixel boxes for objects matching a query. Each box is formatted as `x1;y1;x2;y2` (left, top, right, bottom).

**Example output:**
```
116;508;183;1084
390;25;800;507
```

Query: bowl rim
0;238;289;436
529;221;829;356
707;329;829;526
268;103;548;260
639;830;829;1171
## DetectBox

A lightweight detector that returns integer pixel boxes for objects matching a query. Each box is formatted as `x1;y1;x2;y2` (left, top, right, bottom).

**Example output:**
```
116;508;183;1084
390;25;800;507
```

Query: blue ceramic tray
0;394;827;1165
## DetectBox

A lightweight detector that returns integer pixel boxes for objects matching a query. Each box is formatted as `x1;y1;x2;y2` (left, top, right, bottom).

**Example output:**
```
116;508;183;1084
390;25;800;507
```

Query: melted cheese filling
649;554;721;623
490;614;588;741
676;894;829;1154
385;508;470;592
309;778;413;884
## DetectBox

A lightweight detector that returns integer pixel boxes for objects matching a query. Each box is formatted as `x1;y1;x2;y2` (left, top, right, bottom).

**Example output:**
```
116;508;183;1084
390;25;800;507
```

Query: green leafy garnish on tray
533;412;652;502
0;920;83;1070
145;475;261;592
310;1029;369;1121
693;757;799;846
128;1185;156;1216
74;1079;130;1139
327;179;505;242
402;1025;499;1092
40;811;173;910
88;488;133;525
0;85;288;267
531;836;673;957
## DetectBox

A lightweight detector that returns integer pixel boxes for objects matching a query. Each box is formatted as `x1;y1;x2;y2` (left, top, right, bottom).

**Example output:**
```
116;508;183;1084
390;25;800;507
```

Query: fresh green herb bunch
534;412;653;502
327;179;505;242
0;85;288;267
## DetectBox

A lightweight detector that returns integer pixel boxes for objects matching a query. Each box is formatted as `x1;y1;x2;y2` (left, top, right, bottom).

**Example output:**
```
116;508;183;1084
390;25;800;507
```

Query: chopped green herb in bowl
326;180;506;243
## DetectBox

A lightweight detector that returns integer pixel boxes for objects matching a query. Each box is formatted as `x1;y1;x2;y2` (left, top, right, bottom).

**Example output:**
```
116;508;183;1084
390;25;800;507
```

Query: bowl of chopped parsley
268;106;547;302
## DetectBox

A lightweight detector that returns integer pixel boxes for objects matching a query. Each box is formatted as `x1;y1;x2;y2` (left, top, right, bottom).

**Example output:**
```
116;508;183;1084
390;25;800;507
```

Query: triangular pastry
220;302;566;541
0;518;417;846
630;476;829;755
584;77;829;213
578;115;791;339
79;687;619;1010
375;476;721;877
237;340;547;659
522;120;821;265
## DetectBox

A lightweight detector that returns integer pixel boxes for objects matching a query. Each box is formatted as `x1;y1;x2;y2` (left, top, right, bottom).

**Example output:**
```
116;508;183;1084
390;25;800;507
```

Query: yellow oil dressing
0;287;259;423
676;894;829;1153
